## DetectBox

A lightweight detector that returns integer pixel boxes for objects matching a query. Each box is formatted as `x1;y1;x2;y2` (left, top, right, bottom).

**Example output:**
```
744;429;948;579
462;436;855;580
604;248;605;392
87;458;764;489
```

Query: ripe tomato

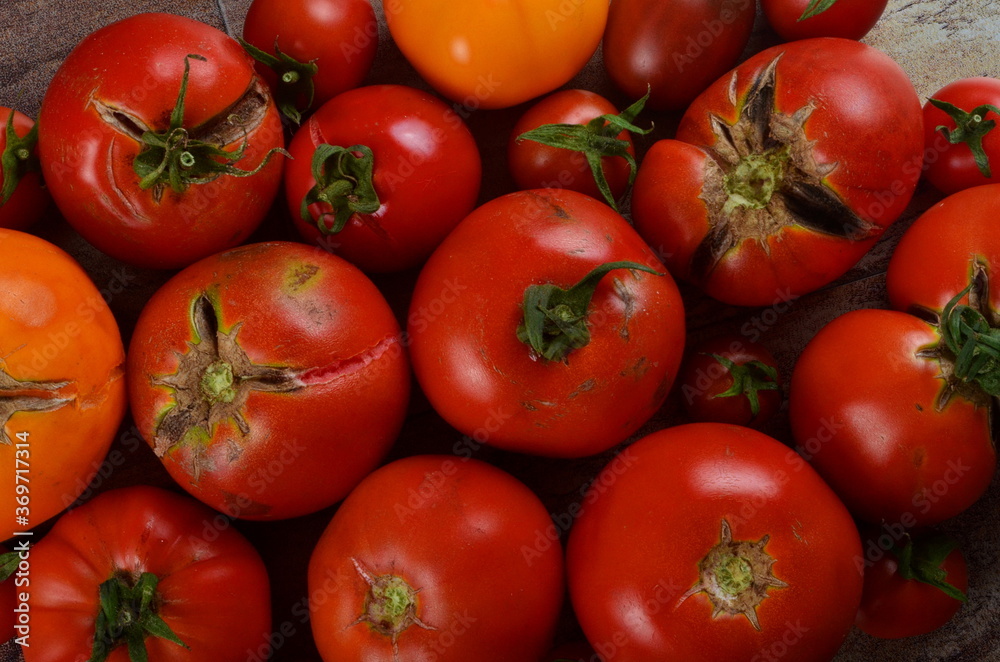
127;241;410;520
408;189;686;458
23;486;271;661
38;13;285;269
242;0;378;123
922;78;1000;195
286;85;481;273
678;335;782;428
0;229;126;532
384;0;608;109
762;0;889;41
0;108;49;231
0;545;16;642
603;0;756;111
632;38;924;306
308;455;564;661
855;533;968;639
789;309;996;528
567;424;863;661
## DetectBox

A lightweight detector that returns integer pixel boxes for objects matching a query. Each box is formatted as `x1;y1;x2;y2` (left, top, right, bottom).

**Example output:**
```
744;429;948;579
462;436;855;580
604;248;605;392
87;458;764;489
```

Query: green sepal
708;353;780;417
300;143;381;234
938;282;1000;397
893;535;968;604
930;97;1000;179
88;571;189;662
798;0;838;21
0;550;20;582
238;37;319;125
1;111;41;205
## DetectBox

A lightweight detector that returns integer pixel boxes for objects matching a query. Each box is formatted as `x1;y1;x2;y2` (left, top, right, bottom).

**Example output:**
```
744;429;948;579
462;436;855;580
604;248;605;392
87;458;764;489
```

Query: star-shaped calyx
0;367;73;445
349;558;436;661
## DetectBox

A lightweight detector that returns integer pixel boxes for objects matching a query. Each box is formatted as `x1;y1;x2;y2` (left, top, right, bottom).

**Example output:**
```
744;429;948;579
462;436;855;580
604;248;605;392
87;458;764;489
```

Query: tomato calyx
515;90;653;210
892;534;968;604
798;0;838;21
694;54;875;282
0;549;19;581
301;144;381;234
516;261;661;363
708;353;780;417
0;368;73;445
0;111;41;206
678;519;788;631
239;38;319;125
350;558;436;660
90;570;188;662
929;97;1000;178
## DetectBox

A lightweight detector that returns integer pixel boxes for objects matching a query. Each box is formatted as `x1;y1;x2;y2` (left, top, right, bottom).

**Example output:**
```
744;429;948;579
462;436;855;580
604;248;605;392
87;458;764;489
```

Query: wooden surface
2;0;1000;660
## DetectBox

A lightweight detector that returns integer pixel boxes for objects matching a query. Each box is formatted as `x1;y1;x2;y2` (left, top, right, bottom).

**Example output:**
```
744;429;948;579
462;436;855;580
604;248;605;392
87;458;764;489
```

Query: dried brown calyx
349;558;436;661
0;369;73;444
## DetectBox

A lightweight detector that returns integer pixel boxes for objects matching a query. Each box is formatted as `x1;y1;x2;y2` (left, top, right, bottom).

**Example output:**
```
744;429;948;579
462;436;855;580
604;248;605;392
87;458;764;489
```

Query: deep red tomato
0;229;127;532
567;424;863;661
632;38;924;306
602;0;756;111
855;533;968;639
678;335;782;428
507;89;643;209
308;455;565;661
762;0;889;41
0;108;49;231
38;13;285;269
789;309;996;527
922;78;1000;195
408;189;686;458
127;242;410;520
285;84;481;273
23;486;271;661
242;0;378;123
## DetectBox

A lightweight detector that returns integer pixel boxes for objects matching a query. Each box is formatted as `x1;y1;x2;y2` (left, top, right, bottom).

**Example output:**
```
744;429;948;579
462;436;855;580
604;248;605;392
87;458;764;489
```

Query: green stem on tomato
929;98;1000;178
238;38;319;125
892;535;967;604
1;111;41;206
89;571;189;662
708;353;780;417
300;143;381;234
798;0;839;21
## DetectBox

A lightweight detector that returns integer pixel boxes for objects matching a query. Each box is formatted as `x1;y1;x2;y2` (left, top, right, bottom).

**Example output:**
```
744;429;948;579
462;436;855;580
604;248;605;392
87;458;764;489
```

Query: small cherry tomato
0;108;48;231
922;77;1000;195
762;0;889;41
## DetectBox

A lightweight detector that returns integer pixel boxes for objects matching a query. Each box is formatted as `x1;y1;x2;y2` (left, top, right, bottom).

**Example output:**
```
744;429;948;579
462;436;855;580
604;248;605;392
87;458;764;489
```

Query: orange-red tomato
0;108;49;231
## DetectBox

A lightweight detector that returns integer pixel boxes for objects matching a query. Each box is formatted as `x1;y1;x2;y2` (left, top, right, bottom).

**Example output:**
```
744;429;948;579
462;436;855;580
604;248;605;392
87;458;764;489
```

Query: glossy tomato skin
789;309;996;527
308;455;564;661
508;89;634;203
603;0;756;111
286;85;481;272
0;229;126;532
922;78;1000;195
243;0;377;111
23;486;271;662
127;242;409;520
38;13;284;269
385;0;608;109
0;108;49;231
567;424;863;661
762;0;889;40
408;189;686;458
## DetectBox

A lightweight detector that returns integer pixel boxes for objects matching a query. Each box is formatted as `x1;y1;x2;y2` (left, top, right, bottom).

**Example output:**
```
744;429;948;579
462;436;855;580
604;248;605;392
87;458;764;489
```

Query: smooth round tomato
603;0;756;111
384;0;608;109
0;108;49;231
855;533;968;639
38;13;285;269
762;0;889;41
286;84;482;273
678;335;782;428
789;309;996;527
23;486;271;661
633;38;924;306
127;241;410;520
242;0;378;123
922;78;1000;195
508;89;638;207
308;455;565;661
567;424;863;661
408;189;686;458
0;229;126;532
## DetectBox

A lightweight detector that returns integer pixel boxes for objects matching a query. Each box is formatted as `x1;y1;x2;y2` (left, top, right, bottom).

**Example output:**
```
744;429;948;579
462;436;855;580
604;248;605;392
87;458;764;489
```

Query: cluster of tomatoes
1;0;999;660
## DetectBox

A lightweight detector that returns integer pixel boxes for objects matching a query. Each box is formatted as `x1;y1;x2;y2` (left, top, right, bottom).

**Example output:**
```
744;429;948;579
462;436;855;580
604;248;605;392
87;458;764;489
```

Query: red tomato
23;486;271;661
678;335;782;428
38;13;285;269
127;242;410;520
602;0;756;111
922;78;1000;195
632;38;924;306
0;229;126;532
408;189;686;458
285;84;482;273
242;0;378;123
855;533;968;639
0;545;17;642
789;309;996;527
762;0;889;41
0;108;49;231
308;455;565;661
567;424;863;661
